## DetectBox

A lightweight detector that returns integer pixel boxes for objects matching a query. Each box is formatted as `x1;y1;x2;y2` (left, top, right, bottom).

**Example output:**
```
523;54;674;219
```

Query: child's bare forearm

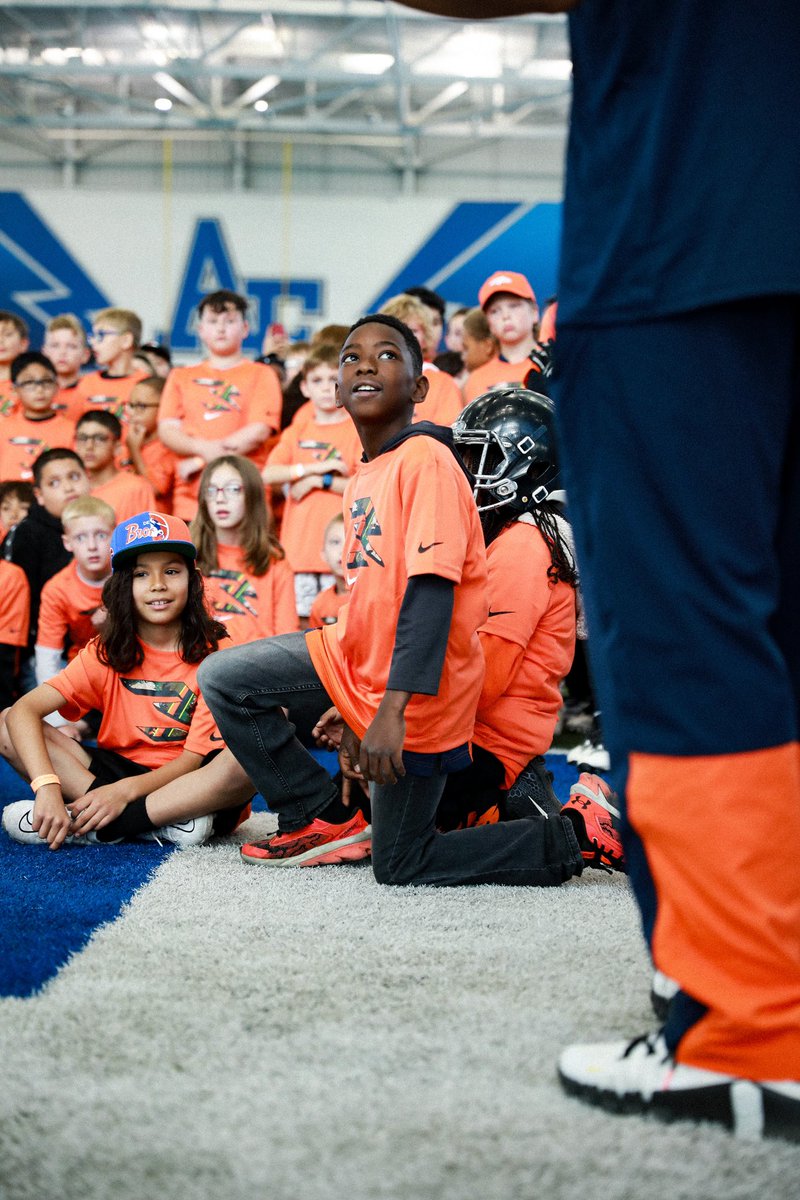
6;684;66;782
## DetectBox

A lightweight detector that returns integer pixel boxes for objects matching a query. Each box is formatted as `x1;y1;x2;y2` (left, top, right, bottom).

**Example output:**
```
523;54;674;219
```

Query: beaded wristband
30;773;61;793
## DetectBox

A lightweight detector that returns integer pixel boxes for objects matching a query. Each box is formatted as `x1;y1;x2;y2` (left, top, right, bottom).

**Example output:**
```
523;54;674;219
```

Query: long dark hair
97;560;227;672
191;455;284;578
481;502;578;589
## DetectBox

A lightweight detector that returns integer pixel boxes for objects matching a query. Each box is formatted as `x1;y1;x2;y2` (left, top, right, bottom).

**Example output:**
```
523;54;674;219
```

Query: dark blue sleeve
386;574;454;696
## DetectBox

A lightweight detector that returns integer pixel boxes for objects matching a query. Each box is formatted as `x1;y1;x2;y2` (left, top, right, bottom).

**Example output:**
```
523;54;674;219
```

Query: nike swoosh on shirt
210;733;224;742
418;541;443;553
203;411;224;421
488;610;515;617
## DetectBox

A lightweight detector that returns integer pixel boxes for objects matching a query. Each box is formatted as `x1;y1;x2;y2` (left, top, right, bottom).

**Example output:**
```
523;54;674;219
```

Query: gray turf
1;812;798;1200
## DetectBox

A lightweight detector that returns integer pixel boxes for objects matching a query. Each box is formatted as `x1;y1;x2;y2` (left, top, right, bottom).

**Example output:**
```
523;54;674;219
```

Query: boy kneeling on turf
200;315;581;885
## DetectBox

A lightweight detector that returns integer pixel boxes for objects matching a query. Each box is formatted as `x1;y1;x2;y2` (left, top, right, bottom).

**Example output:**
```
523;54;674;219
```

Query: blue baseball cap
110;511;196;572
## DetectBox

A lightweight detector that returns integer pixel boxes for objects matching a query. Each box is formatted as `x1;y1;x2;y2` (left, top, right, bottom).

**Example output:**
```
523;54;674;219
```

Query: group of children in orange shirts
0;273;623;885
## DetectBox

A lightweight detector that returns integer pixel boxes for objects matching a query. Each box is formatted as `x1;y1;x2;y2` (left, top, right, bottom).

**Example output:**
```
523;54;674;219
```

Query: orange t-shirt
267;415;361;573
0;412;76;482
474;520;576;787
0;378;18;418
416;366;464;426
139;437;178;512
90;472;156;524
37;561;107;659
72;370;148;422
307;433;488;751
0;561;30;647
160;359;282;519
201;542;299;644
53;382;88;424
49;638;221;768
462;356;532;404
308;584;348;628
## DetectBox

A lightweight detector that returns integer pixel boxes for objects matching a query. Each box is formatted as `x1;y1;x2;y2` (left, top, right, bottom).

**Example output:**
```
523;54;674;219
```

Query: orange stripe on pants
628;743;800;1078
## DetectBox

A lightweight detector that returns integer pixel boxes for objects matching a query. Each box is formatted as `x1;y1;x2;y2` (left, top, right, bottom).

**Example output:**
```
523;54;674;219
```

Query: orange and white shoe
240;810;371;867
561;772;626;873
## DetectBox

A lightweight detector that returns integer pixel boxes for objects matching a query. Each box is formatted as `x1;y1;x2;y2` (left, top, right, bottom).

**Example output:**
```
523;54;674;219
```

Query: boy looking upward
0;353;76;483
463;271;540;403
43;314;91;423
75;411;155;522
158;290;281;521
0;311;30;416
74;308;148;420
201;316;577;885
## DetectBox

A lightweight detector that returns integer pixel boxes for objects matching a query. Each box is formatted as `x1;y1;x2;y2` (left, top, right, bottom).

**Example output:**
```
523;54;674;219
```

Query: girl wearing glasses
191;455;298;644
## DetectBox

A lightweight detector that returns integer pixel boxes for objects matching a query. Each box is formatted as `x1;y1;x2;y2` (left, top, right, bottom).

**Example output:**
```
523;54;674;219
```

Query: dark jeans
199;633;583;887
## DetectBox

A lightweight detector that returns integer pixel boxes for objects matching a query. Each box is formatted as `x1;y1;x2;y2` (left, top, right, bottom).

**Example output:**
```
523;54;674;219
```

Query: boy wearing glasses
73;308;148;421
0;353;75;482
75;411;155;523
125;375;177;514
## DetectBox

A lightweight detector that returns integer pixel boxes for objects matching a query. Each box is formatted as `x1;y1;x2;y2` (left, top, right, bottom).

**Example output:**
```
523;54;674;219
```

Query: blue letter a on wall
170;219;238;352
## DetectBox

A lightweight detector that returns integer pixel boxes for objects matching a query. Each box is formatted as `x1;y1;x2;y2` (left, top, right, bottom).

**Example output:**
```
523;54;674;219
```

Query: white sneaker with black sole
558;1031;800;1142
139;814;214;848
1;799;116;845
566;738;611;772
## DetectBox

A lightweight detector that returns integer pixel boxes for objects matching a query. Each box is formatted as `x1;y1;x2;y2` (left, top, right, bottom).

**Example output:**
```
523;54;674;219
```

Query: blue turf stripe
0;837;172;998
0;751;580;998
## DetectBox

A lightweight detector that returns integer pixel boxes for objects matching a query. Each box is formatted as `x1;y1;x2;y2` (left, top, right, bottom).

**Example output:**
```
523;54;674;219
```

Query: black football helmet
453;384;563;514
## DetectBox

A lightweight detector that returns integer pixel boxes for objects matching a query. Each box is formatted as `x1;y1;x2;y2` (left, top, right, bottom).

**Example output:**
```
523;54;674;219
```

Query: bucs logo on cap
124;512;169;545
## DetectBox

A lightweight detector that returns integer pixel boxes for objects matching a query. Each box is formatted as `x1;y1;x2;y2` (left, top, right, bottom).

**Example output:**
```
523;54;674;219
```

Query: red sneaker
240;810;372;867
561;772;626;873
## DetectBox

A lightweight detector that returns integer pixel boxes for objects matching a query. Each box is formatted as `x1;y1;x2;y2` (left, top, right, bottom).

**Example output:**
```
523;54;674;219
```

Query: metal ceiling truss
0;1;571;180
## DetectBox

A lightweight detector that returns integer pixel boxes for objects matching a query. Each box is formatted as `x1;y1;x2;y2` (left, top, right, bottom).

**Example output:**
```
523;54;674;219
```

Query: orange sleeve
0;562;30;648
478;632;525;708
47;642;105;721
401;445;470;585
267;425;296;466
158;370;184;422
141;439;177;503
243;364;282;434
36;573;68;651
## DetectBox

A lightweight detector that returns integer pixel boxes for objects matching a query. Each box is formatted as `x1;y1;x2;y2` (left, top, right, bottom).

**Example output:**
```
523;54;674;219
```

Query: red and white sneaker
561;772;626;873
240;810;372;867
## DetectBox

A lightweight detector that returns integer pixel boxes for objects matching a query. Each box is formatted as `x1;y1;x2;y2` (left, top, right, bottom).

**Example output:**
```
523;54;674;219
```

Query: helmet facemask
455;421;551;513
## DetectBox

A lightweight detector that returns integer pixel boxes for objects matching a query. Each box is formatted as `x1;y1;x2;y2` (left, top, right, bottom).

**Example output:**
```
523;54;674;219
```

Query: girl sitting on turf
0;511;254;851
191;454;298;644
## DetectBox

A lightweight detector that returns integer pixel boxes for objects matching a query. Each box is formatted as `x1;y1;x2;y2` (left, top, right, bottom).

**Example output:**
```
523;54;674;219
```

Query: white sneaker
566;738;611;772
139;814;214;848
558;1031;800;1142
1;799;109;845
